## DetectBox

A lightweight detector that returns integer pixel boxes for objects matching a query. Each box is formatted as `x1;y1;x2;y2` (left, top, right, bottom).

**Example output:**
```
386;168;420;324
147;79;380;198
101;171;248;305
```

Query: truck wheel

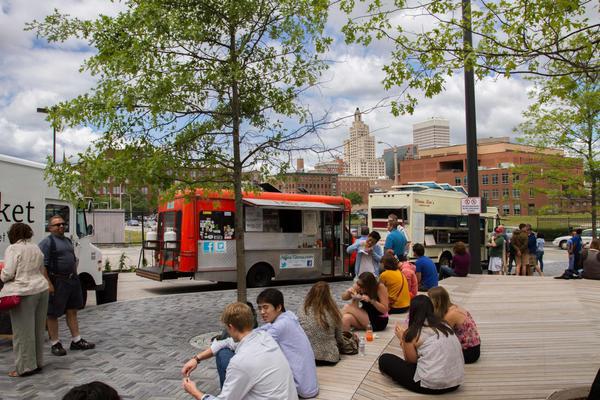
560;240;568;250
247;263;273;288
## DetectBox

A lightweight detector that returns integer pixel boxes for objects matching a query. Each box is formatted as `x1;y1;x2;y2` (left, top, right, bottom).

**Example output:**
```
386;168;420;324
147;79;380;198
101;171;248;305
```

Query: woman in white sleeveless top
378;295;464;394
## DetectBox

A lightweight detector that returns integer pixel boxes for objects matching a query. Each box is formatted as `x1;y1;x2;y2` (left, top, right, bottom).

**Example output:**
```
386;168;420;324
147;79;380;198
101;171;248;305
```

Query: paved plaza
0;282;351;400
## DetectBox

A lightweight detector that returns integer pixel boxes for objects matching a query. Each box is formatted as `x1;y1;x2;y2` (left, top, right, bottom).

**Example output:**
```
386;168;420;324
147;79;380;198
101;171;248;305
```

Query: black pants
463;344;480;364
389;306;409;314
378;354;460;395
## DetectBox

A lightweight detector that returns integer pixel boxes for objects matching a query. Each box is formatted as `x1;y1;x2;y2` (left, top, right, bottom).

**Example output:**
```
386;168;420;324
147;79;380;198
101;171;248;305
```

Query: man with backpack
39;215;95;356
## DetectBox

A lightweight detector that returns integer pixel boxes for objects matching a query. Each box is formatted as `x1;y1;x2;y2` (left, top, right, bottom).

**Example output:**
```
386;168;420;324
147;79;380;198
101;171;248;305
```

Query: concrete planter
546;386;590;400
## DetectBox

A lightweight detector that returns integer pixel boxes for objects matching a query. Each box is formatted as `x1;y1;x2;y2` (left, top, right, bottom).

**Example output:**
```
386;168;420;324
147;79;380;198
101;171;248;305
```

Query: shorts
488;257;503;272
48;277;84;318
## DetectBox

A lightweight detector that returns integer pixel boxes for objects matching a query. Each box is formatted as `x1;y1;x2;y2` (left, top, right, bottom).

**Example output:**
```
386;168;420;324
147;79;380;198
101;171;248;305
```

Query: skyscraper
413;118;450;149
343;108;386;178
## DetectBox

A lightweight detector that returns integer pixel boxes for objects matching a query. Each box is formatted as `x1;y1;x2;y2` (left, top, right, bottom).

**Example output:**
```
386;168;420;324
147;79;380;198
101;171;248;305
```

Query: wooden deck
316;275;600;400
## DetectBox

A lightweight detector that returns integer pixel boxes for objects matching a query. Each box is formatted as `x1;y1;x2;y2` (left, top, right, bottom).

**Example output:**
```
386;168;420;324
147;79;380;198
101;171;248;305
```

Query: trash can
96;272;119;305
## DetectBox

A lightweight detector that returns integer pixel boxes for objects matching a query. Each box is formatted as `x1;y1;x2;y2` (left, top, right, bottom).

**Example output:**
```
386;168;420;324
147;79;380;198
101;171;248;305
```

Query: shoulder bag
0;295;21;311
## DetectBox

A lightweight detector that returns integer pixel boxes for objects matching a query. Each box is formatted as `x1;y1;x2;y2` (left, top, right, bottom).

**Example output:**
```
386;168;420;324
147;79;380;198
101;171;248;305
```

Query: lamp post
378;141;399;185
36;107;56;163
121;192;133;220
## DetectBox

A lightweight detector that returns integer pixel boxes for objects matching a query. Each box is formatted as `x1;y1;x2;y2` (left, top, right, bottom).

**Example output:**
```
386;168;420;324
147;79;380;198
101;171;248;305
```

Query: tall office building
413;118;450;149
343;108;385;178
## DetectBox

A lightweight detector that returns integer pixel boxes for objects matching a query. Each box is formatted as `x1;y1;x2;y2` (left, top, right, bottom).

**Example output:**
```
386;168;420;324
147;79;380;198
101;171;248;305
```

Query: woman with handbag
0;223;51;377
298;281;346;364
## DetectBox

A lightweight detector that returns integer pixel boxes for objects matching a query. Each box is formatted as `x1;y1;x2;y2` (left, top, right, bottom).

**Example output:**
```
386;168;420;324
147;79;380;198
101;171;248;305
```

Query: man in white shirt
181;302;297;400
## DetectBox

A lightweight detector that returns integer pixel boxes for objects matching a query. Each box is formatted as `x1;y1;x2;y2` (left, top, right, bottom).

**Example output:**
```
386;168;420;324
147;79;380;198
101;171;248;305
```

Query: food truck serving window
244;206;302;233
370;208;408;222
199;211;235;240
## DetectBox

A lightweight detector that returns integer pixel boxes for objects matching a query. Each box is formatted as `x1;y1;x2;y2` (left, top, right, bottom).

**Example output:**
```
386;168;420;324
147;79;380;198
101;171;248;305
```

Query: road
89;242;572;307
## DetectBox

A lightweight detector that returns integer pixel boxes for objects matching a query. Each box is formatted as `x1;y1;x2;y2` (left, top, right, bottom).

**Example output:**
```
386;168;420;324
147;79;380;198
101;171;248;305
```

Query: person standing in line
181;302;297;400
346;231;382;279
384;214;407;258
511;224;529;276
397;219;411;257
526;224;538;276
1;223;50;377
567;228;583;276
38;215;95;356
486;228;505;275
536;232;545;273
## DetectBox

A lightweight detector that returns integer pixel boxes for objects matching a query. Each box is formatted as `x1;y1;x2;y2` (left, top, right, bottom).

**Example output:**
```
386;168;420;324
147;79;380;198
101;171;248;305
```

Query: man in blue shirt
384;214;407;258
413;243;438;291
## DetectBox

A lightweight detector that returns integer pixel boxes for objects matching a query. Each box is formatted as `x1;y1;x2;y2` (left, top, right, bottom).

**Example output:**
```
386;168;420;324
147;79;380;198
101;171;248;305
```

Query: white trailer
0;154;104;306
368;188;498;267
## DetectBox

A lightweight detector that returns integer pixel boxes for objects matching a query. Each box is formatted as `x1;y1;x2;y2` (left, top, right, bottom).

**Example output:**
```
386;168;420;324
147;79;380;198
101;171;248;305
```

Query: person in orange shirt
398;255;418;299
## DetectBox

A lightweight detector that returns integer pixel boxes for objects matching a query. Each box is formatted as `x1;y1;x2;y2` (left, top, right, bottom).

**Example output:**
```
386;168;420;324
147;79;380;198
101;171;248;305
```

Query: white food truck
0;154;104;306
368;185;499;267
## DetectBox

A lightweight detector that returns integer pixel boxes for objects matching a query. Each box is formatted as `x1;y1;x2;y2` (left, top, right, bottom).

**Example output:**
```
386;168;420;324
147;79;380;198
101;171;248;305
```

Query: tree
515;71;599;236
340;0;599;114
28;0;332;302
344;191;364;206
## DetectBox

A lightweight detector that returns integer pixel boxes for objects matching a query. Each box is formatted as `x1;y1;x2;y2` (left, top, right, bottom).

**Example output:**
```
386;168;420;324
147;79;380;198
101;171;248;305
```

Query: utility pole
36;107;56;163
463;0;482;274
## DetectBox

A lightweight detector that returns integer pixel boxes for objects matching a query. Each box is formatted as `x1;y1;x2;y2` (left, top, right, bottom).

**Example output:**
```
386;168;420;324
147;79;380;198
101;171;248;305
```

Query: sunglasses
51;223;66;227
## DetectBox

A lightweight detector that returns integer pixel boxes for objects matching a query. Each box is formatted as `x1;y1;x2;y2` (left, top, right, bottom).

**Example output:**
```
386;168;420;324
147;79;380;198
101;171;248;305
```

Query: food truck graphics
368;188;498;267
136;190;352;286
0;154;104;306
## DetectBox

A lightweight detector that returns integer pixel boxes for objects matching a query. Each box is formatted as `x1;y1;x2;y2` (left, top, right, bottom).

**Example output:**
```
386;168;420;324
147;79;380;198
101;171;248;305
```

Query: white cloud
0;0;536;172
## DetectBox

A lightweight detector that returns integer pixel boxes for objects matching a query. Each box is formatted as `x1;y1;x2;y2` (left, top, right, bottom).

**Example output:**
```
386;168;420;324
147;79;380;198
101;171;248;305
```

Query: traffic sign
461;197;481;214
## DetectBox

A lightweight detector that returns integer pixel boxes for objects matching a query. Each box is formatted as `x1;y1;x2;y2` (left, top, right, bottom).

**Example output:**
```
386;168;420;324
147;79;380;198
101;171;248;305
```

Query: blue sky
0;0;536;168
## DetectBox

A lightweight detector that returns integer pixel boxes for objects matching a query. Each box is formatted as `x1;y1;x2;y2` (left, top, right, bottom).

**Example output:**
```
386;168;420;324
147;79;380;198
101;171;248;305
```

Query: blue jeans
536;251;544;271
216;348;235;388
439;265;457;280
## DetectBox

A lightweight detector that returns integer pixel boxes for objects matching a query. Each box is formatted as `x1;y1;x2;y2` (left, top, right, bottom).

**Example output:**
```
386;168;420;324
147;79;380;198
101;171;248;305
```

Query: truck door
321;210;343;276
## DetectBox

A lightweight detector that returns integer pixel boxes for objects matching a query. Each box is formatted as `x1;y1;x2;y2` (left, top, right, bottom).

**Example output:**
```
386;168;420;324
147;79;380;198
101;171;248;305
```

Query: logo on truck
0;193;35;223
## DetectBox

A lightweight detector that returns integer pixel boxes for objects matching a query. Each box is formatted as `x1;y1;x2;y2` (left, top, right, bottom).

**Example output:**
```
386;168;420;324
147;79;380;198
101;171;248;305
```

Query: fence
535;216;593;240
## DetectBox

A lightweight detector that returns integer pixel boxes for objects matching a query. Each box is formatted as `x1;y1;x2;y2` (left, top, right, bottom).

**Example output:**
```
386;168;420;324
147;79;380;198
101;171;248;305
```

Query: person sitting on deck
378;295;464;395
428;286;481;364
379;254;411;314
398;255;418;299
440;241;471;279
206;288;318;398
341;271;389;332
413;243;438;291
181;302;297;400
298;281;344;366
582;238;600;280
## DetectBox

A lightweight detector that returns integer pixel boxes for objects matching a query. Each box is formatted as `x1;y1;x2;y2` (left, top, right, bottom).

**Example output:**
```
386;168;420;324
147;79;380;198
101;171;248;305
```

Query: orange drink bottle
366;323;374;342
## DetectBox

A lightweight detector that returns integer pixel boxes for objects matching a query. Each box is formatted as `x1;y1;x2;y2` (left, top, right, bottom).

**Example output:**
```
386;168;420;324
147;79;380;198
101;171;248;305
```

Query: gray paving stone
0;282;351;399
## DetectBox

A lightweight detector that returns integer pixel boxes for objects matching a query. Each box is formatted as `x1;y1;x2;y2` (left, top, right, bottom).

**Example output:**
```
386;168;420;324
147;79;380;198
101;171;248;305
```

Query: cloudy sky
0;0;536;167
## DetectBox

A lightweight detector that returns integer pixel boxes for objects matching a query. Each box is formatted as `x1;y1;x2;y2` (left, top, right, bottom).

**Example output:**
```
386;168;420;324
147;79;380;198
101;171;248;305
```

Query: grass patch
124;230;143;244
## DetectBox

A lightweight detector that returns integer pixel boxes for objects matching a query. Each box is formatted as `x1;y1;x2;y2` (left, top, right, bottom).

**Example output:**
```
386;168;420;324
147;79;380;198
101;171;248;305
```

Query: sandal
8;367;42;377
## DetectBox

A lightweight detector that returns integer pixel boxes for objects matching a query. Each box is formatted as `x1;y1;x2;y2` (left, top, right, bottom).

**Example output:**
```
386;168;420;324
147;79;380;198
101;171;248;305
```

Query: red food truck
136;189;352;286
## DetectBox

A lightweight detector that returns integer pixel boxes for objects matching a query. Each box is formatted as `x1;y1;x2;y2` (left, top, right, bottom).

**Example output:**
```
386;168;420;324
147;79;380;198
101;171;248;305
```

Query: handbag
339;331;359;355
0;295;21;311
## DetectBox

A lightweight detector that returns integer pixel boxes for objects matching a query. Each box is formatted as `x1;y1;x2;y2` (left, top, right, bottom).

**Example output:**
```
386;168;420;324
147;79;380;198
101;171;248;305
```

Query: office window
502;204;510;216
502;173;509;184
483;190;489;199
513;189;520;199
512;173;520;183
529;188;535;198
491;174;498;184
514;204;521;215
492;189;499;200
455;177;461;185
482;175;489;185
503;188;509;198
464;176;468;186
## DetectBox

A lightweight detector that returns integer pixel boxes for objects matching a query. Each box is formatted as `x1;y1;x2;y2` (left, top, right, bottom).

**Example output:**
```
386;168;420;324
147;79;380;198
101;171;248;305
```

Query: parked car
503;226;518;240
126;219;140;226
552;229;593;250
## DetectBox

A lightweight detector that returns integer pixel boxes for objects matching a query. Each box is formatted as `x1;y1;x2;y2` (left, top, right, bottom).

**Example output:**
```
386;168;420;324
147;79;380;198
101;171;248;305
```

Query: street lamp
36;107;56;163
378;141;399;185
121;191;133;220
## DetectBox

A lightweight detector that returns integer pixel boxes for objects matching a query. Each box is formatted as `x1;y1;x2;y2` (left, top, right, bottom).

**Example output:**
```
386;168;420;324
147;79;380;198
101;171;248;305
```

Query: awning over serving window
243;198;343;211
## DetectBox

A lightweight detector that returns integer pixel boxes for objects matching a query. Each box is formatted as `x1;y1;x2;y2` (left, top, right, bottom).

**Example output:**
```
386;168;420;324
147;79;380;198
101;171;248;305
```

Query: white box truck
0;154;104;306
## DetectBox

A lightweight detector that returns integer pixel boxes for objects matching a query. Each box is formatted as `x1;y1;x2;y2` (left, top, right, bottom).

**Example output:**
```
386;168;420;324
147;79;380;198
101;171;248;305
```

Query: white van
0;154;104;306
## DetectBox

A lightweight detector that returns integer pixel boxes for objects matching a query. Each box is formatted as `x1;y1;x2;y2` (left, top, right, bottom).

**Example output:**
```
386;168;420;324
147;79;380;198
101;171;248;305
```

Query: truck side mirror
87;224;94;236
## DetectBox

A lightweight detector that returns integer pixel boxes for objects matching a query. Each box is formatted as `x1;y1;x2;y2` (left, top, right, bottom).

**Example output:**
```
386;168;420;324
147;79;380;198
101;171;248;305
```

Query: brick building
338;176;370;204
399;138;586;216
276;172;338;196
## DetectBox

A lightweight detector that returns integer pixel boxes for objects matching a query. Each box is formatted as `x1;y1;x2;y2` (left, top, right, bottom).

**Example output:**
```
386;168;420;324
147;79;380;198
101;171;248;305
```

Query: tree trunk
588;117;597;239
230;24;247;303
